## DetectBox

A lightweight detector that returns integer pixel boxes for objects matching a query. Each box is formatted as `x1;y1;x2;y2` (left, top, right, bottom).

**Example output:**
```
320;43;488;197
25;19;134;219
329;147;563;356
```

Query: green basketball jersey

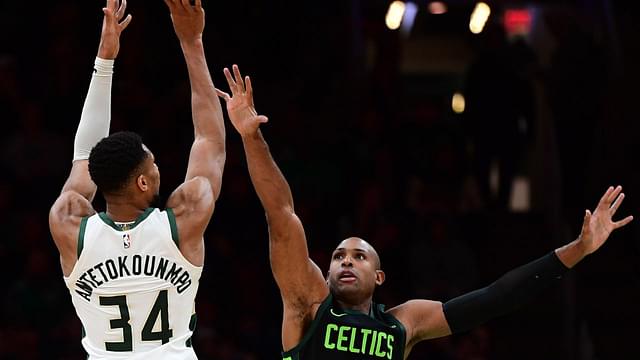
282;294;406;360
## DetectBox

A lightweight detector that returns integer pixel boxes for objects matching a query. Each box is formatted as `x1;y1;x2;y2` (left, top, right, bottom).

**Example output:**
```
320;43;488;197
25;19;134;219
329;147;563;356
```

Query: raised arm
49;0;131;276
164;0;225;266
216;66;329;349
166;0;225;198
391;186;633;355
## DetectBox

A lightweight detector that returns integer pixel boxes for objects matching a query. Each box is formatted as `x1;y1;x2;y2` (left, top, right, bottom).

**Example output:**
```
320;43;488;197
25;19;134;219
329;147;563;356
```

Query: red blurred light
428;1;447;15
504;9;531;35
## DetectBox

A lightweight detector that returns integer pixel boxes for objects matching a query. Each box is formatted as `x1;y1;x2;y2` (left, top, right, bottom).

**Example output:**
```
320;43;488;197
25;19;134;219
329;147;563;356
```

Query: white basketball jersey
64;208;202;359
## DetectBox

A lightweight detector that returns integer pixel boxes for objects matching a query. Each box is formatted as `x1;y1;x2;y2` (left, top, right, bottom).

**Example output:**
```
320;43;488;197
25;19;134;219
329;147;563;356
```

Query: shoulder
165;177;215;255
387;299;449;344
166;176;215;215
49;191;95;229
49;191;96;263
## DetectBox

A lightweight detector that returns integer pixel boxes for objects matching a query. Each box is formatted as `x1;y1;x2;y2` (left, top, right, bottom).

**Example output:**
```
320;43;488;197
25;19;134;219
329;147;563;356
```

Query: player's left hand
216;65;268;138
578;185;633;255
98;0;132;59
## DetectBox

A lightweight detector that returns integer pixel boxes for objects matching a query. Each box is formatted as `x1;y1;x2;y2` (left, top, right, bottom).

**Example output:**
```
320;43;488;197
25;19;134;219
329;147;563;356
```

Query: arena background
1;0;639;359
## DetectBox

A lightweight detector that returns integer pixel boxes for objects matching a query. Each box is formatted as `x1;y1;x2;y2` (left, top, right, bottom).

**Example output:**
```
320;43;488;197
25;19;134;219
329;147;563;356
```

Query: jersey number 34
99;290;172;351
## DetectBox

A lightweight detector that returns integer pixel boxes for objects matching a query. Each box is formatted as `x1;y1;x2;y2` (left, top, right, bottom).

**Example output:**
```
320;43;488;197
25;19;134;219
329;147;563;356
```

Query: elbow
264;205;295;221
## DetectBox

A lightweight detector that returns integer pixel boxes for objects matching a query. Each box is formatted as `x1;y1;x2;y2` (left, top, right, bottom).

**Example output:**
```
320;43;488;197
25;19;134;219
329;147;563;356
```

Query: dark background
1;0;639;359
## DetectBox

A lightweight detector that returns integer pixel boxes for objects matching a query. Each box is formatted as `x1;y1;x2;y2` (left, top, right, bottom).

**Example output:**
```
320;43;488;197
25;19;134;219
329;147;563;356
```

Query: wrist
93;57;115;76
97;41;118;60
240;129;261;141
574;236;590;257
179;37;204;50
555;239;587;269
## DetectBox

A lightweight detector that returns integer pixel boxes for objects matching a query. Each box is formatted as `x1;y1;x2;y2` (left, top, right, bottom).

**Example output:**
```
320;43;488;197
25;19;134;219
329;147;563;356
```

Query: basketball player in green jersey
216;66;633;359
49;0;224;358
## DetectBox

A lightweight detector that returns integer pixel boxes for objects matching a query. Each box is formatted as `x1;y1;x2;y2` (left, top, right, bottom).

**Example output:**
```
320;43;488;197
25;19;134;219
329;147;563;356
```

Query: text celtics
74;255;193;301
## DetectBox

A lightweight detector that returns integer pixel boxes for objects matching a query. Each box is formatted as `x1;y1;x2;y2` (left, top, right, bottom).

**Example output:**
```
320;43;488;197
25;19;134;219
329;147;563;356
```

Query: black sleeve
442;251;569;334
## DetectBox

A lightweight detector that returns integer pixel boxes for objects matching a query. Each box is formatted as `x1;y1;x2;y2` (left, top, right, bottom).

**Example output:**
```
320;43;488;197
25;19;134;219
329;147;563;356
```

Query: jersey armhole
386;310;407;360
281;293;333;358
77;216;88;259
165;208;180;247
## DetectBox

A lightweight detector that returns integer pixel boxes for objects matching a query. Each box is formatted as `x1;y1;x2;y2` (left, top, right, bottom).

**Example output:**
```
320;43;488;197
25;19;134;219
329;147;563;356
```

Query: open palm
98;0;133;59
216;65;268;137
579;186;633;255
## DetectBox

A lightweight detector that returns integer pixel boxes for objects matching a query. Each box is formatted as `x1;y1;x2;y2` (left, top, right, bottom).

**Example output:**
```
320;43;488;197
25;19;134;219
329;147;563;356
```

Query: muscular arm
243;130;329;349
180;39;225;196
393;186;632;353
49;0;131;275
243;130;327;295
167;0;225;196
217;67;329;349
164;0;225;266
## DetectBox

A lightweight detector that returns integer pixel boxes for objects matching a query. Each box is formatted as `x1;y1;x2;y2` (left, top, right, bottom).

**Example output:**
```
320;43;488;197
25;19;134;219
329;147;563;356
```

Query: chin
331;281;359;296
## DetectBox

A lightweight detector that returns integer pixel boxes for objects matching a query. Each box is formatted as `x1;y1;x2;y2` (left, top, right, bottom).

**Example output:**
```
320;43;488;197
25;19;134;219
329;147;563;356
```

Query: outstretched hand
578;185;633;255
165;0;204;44
216;65;268;137
98;0;132;59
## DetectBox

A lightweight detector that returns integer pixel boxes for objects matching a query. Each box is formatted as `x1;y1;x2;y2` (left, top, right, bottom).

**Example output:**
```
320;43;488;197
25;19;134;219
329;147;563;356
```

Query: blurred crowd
0;1;638;359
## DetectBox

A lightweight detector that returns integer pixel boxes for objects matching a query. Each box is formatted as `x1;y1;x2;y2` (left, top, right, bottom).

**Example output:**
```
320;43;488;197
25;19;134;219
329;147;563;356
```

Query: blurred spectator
464;23;536;211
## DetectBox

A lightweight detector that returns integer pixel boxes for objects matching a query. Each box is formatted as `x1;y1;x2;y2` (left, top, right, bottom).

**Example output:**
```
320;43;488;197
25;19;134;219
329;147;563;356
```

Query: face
327;237;384;304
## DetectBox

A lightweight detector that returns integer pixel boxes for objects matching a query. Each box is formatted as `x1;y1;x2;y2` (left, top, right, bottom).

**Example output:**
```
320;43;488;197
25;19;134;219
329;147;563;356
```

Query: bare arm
164;0;225;266
216;67;329;349
392;186;633;355
166;0;225;197
49;0;131;276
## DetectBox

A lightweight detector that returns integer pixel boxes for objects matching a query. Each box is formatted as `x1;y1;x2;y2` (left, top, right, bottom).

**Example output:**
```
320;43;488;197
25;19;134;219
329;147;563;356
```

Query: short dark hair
88;131;148;194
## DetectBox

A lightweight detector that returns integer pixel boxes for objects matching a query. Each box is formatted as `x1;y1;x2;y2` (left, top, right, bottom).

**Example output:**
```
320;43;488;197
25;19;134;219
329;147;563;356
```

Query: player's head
327;237;385;305
89;131;160;207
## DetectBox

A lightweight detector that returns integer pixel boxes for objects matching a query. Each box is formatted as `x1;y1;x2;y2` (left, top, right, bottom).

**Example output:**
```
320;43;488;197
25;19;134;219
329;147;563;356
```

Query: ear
375;270;385;286
137;174;148;192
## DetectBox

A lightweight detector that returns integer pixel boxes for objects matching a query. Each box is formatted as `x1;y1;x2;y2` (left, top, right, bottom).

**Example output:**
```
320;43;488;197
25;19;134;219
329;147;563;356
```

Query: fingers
233;65;245;93
223;68;238;94
597;186;614;209
195;0;203;11
115;0;126;19
106;0;117;12
245;76;253;97
609;191;625;216
256;115;269;124
104;0;131;27
596;185;623;211
580;209;592;236
215;88;231;101
103;7;112;18
607;185;623;204
119;14;133;30
180;0;194;12
103;3;115;19
614;215;634;229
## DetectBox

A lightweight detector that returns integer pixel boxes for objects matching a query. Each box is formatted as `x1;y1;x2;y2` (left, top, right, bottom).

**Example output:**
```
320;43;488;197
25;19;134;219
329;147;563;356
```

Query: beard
149;192;164;209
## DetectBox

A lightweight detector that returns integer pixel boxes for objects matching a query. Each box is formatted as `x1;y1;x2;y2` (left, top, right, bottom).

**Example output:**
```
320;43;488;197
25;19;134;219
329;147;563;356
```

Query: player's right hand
165;0;205;45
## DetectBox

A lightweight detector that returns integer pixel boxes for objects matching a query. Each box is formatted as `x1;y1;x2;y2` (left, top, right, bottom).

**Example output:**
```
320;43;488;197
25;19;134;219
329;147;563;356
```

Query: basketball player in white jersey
48;0;224;358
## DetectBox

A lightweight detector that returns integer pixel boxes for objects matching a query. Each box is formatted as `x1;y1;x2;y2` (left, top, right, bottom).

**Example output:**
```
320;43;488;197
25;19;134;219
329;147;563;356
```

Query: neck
105;196;149;222
335;297;373;315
